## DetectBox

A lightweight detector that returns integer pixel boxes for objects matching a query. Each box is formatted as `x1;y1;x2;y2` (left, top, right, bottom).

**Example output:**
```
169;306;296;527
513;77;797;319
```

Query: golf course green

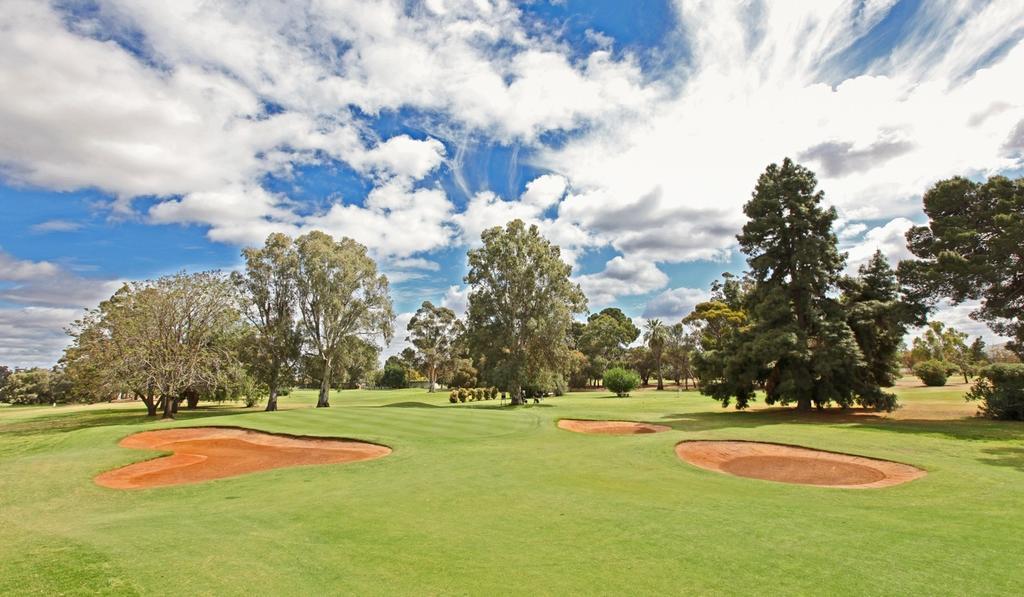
1;381;1022;595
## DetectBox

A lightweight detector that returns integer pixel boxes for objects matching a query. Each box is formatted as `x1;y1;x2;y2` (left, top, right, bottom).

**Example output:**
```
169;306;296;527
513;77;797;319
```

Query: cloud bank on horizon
1;0;1023;367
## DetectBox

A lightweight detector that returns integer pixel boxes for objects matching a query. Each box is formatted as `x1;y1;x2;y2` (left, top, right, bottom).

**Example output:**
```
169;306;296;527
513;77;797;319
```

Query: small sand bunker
96;427;390;489
558;419;671;435
675;440;925;488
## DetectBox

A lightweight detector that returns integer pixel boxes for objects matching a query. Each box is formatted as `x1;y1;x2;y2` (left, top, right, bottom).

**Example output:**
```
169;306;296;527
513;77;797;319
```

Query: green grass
1;382;1022;595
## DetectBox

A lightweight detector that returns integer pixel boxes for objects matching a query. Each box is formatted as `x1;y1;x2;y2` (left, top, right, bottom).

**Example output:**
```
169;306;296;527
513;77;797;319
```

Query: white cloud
642;287;711;320
0;251;123;368
355;135;447;181
0;251;61;281
441;285;470;317
519;173;568;210
0;307;82;369
31;220;83;233
575;256;669;305
844;217;915;271
541;1;1024;269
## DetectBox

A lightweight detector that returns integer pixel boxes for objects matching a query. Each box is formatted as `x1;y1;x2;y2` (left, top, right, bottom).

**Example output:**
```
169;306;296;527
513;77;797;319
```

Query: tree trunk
656;357;664;390
185;390;199;410
162;395;177;419
317;359;332;408
265;387;278;412
797;397;812;411
510;383;523;405
140;392;157;416
428;366;436;393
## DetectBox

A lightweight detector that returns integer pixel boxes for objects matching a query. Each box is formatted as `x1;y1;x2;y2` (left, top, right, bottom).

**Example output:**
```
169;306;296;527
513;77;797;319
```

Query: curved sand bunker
96;427;390;489
675;440;925;488
558;419;671;435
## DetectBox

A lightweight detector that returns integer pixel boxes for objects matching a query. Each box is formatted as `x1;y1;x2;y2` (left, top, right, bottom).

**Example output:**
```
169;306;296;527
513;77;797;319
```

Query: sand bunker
558;419;671;435
675;440;925;488
96;427;390;489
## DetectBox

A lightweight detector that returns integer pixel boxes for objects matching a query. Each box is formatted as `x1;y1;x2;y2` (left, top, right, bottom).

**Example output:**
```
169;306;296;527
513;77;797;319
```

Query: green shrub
913;360;948;386
603;367;640;397
378;364;407;389
967;363;1024;420
457;388;468;403
449;390;458;404
488;387;498;400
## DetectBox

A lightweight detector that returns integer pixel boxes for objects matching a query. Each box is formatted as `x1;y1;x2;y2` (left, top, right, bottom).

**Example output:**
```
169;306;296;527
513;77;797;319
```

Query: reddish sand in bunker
675;440;925;488
95;427;391;489
557;419;671;435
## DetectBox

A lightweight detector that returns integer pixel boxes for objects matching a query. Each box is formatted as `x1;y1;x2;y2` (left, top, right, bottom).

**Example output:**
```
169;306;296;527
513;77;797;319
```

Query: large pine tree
702;158;890;411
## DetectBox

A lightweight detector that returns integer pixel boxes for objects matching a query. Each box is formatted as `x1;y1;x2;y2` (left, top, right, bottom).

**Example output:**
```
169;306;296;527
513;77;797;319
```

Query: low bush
913;360;948;387
603;367;640;397
967;363;1024;420
449;390;458;404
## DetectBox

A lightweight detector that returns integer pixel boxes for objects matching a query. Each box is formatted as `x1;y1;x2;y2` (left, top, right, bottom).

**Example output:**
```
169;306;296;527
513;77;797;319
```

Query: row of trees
4;160;1020;417
50;232;393;417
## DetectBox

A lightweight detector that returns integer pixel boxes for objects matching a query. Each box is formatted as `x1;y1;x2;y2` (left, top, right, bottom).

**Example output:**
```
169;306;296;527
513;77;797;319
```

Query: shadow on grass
659;408;1024;442
0;405;253;437
977;447;1024;472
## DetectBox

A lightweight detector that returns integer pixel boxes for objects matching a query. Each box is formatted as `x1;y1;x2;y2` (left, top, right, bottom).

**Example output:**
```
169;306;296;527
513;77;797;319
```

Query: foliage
577;308;640;383
910;321;979;383
406;301;464;392
966;363;1024;420
643;319;668;390
899;175;1024;356
62;272;242;417
0;368;66;405
232;232;302;411
447;358;477;388
664;322;696;388
602;367;640;397
913;360;949;386
295;231;394;407
839;251;922;410
378;363;408;389
465;220;586;404
626;346;655;385
699;159;887;411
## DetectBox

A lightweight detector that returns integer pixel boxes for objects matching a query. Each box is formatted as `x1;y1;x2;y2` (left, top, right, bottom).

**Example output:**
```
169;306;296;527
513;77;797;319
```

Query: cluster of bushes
449;387;498;403
913;360;950;386
967;363;1024;420
603;367;641;397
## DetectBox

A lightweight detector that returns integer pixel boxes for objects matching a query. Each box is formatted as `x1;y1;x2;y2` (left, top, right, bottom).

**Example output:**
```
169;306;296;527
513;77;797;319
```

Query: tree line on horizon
1;159;1022;419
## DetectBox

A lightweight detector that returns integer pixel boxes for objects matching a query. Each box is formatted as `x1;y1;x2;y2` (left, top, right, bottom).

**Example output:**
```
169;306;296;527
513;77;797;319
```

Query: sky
1;0;1023;368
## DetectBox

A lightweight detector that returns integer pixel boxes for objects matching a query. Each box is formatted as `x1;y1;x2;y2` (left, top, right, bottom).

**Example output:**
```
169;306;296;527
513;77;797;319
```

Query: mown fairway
1;383;1022;595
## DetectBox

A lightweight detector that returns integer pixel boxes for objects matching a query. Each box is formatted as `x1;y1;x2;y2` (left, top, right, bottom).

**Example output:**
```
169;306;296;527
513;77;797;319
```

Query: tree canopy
698;158;890;411
295;231;395;408
465;219;586;404
406;301;464;392
899;175;1024;356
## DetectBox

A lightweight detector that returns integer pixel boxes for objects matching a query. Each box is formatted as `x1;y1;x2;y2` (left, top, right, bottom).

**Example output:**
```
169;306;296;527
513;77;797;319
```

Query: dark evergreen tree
899;175;1024;356
840;251;923;410
701;158;888;411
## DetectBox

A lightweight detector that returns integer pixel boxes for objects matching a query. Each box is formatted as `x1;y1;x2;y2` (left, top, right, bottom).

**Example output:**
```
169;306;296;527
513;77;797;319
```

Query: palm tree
644;319;667;390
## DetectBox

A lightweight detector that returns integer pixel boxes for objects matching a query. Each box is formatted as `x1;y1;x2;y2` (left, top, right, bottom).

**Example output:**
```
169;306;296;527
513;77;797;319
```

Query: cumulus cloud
541;1;1024;267
0;307;82;369
441;285;470;317
0;251;123;367
642;287;711;320
575;257;669;305
844;217;916;271
0;251;60;281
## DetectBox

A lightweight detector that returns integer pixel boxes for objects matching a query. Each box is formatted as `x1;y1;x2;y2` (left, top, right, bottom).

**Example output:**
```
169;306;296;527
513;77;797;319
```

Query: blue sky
2;0;1023;367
